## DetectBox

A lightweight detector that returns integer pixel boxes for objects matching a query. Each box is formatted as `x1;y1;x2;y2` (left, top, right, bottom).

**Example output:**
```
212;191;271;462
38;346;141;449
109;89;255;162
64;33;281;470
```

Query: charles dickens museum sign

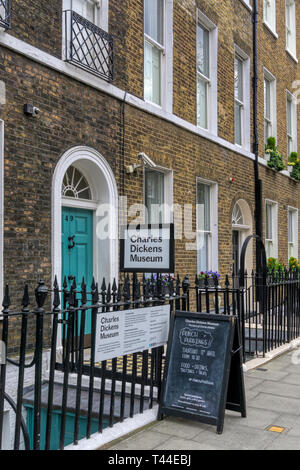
120;224;174;273
95;305;171;362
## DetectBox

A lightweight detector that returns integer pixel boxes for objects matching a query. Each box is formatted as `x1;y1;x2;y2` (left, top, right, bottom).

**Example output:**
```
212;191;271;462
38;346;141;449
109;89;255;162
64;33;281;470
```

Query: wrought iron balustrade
0;0;11;29
64;10;113;82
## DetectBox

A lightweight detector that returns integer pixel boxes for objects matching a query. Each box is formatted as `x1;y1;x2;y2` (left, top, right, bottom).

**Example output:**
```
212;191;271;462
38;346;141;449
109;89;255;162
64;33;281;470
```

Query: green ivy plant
265;137;285;172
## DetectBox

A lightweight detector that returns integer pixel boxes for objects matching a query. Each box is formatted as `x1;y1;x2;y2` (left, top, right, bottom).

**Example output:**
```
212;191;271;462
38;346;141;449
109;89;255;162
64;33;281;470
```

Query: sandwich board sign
158;311;246;434
120;224;174;273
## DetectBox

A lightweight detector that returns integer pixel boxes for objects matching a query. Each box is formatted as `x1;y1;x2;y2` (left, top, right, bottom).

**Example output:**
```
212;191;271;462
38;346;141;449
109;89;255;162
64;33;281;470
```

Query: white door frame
52;146;119;290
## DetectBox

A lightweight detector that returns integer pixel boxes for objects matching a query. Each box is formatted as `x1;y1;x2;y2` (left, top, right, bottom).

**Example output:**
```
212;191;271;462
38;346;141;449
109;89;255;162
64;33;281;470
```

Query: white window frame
144;0;173;112
62;0;109;60
265;199;278;259
196;10;218;136
143;166;173;224
286;0;297;60
288;206;298;259
0;121;3;298
287;90;297;156
263;0;277;38
234;46;250;150
264;68;277;149
196;177;218;274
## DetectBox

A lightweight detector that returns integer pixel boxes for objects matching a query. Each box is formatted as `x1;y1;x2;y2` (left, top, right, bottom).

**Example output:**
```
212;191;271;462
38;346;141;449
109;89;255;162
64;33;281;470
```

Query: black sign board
158;311;246;434
120;224;174;273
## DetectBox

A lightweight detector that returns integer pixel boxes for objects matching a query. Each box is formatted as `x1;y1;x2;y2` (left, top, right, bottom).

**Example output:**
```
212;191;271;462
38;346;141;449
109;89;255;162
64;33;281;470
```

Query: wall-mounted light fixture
126;152;157;174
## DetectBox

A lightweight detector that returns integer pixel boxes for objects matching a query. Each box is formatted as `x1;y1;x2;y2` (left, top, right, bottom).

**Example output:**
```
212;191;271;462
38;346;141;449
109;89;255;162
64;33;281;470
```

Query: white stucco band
52;146;119;291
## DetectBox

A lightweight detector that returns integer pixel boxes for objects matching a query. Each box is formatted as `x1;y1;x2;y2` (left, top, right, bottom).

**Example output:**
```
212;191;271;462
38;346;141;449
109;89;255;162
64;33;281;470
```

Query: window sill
239;0;252;12
263;21;278;39
286;48;298;64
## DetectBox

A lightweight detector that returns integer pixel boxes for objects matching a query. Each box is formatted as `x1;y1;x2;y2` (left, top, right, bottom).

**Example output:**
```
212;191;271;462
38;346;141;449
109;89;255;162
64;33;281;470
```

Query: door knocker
68;235;76;250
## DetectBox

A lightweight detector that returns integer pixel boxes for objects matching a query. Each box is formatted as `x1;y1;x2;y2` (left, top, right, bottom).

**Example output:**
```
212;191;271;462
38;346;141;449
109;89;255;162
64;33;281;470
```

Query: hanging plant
265;137;285;172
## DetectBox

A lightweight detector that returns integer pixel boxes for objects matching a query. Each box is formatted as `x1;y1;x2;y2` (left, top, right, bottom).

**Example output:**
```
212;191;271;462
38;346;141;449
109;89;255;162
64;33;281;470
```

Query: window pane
197;232;209;273
288;210;293;243
197;183;210;231
264;79;271;120
86;1;95;22
197;77;208;129
235;102;242;145
144;41;161;105
144;0;163;45
145;170;164;224
265;120;273;146
197;24;209;78
266;240;273;259
264;0;275;28
286;0;296;53
266;203;273;240
234;57;243;103
287;97;292;135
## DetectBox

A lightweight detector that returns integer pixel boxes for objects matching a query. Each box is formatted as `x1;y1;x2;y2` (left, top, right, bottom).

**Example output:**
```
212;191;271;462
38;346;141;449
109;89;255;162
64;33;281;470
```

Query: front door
62;207;93;335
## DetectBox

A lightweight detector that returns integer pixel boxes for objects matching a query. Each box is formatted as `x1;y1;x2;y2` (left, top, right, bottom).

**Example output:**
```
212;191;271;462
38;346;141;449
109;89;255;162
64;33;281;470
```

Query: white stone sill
259;157;298;182
239;0;252;12
263;21;278;39
286;47;298;64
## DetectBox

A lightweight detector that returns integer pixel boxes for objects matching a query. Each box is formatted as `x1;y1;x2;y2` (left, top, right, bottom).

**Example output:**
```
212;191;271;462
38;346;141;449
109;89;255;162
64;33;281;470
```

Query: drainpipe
252;0;263;273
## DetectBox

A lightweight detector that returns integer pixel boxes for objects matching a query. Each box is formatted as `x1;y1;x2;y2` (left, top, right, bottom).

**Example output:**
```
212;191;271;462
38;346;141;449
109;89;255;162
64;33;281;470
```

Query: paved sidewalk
106;348;300;450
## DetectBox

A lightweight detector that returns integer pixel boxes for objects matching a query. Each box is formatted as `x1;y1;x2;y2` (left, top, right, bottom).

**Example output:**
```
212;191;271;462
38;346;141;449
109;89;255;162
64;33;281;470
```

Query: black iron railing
0;274;189;450
0;0;11;29
195;270;300;361
64;10;113;81
1;270;300;449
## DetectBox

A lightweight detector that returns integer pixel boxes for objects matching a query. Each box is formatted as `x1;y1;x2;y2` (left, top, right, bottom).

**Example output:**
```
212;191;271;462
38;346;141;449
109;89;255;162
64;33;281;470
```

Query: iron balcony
64;10;114;82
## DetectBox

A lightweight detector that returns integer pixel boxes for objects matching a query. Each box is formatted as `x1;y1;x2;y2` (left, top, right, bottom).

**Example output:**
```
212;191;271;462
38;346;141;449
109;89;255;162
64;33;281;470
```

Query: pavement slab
105;347;300;451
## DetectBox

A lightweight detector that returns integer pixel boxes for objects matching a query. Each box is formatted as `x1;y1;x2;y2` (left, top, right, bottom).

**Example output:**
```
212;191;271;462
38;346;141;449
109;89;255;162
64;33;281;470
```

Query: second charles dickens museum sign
120;224;174;273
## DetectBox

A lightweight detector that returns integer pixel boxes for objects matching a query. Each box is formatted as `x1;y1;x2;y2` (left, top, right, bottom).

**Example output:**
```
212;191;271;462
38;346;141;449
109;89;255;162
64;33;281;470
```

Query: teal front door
62;207;93;335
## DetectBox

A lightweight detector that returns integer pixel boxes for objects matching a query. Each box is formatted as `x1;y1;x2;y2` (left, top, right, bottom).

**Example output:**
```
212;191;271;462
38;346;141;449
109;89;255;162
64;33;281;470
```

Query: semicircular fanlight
232;202;244;226
62;166;92;200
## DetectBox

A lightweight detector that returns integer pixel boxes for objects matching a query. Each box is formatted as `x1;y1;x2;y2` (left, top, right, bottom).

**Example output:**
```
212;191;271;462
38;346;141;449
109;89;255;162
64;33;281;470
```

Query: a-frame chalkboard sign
158;311;246;434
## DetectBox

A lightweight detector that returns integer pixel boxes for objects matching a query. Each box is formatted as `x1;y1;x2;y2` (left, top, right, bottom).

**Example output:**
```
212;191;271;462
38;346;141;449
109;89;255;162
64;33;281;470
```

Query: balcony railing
0;0;11;29
64;10;114;82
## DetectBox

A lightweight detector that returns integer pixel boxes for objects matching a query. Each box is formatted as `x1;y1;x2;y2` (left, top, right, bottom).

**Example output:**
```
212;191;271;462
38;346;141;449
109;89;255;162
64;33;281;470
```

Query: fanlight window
62;166;92;200
232;203;244;226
